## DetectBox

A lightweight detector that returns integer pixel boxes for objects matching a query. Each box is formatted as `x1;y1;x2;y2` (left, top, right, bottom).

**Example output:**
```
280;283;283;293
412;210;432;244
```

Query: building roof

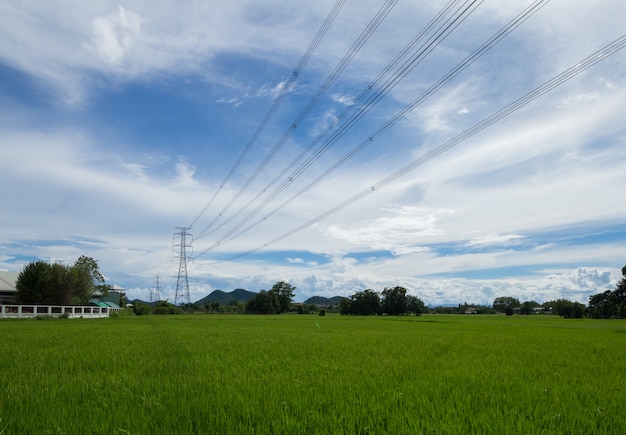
0;271;19;292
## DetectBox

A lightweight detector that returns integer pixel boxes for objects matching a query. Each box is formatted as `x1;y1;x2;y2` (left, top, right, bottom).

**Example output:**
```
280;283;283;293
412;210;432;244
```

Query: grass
1;314;625;434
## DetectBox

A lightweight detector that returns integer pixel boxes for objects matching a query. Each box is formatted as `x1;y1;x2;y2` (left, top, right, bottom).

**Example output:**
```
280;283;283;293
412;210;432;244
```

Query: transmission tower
174;227;192;307
151;275;162;303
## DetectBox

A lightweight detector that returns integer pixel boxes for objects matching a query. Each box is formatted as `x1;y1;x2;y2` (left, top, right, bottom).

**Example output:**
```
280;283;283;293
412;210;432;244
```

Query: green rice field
1;314;625;434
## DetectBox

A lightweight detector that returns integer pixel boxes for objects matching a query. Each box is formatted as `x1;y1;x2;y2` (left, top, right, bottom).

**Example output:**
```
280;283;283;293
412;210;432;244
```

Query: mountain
194;289;257;306
303;296;343;306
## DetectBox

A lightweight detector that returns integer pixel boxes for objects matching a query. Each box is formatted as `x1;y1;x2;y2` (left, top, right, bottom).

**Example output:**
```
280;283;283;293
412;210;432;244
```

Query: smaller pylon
152;275;161;303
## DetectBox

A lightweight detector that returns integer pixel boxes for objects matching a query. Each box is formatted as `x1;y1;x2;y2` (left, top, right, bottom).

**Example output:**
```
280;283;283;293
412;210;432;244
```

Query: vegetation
588;265;626;318
340;286;425;316
492;296;521;315
245;281;296;314
1;315;625;433
543;299;586;318
14;255;108;305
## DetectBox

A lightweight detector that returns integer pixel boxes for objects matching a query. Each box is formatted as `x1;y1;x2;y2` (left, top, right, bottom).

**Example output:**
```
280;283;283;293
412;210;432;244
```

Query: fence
0;305;112;319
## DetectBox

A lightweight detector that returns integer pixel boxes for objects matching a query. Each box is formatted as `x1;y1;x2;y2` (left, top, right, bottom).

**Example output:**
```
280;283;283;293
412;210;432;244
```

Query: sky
1;0;625;306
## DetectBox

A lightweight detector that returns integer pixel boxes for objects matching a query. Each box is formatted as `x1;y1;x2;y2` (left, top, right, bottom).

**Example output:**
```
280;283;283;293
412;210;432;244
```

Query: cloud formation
1;0;625;305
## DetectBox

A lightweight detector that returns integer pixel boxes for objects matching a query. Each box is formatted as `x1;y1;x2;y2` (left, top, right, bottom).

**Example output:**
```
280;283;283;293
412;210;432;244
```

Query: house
0;271;19;304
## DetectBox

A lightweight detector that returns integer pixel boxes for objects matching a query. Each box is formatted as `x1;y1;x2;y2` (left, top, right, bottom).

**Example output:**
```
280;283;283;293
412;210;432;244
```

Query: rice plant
0;314;624;433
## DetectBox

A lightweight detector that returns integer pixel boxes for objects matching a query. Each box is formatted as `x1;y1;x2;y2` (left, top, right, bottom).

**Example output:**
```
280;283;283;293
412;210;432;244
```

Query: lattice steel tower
151;275;162;303
174;227;192;307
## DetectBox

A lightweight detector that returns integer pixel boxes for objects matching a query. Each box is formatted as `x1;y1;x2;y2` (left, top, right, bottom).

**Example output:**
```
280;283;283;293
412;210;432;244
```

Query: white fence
0;304;112;319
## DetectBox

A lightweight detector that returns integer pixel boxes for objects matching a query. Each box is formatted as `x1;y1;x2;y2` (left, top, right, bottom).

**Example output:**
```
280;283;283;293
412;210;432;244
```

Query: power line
210;33;626;263
188;0;347;230
195;0;399;240
197;0;548;255
197;0;474;243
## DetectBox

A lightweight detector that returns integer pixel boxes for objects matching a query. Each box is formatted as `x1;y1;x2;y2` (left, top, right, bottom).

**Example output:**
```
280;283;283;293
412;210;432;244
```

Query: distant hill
303;296;343;306
195;289;257;306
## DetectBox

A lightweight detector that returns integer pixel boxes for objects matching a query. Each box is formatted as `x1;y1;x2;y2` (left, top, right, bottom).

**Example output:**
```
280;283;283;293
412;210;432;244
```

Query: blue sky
1;0;625;305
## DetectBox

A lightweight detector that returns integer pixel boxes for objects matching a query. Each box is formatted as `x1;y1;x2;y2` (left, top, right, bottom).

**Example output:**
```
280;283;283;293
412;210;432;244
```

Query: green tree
544;299;586;318
381;286;408;315
15;261;53;304
588;266;626;319
268;281;296;313
493;296;520;314
74;255;109;295
15;256;107;305
246;290;278;314
132;301;152;315
588;290;614;318
520;301;540;315
341;289;381;315
407;295;426;316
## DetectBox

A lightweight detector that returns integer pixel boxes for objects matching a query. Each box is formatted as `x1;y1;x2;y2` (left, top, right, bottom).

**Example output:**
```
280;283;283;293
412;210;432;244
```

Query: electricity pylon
151;275;161;303
174;227;192;307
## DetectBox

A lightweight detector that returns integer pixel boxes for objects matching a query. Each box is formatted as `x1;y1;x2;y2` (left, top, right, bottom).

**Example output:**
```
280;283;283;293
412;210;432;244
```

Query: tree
15;256;107;305
493;296;520;314
341;289;381;315
588;290;614;318
246;290;278;314
407;295;426;316
381;286;408;315
544;299;586;318
15;261;54;304
133;301;152;315
74;255;109;295
268;281;296;314
588;265;626;319
520;301;540;315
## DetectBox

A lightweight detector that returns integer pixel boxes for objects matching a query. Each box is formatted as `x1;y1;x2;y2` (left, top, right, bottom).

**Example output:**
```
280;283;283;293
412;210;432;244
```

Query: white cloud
175;158;197;186
466;234;526;248
2;0;626;307
330;92;354;106
322;205;456;254
89;6;142;65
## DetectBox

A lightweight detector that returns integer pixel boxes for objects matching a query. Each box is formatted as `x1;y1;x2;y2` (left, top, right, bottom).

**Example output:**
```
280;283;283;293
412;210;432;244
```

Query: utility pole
174;227;192;307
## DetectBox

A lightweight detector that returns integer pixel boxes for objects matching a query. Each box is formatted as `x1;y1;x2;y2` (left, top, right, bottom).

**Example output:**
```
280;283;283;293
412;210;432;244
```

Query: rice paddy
1;314;624;434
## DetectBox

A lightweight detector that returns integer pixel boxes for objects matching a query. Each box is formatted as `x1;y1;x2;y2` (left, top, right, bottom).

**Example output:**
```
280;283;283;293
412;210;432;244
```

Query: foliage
588;265;626;318
340;289;381;315
381;286;408;315
153;301;182;314
341;288;425;316
246;290;278;314
1;315;626;433
132;301;152;316
543;299;586;318
296;303;319;314
245;281;296;314
492;296;521;314
407;294;426;315
15;256;106;305
74;255;109;295
269;281;296;313
520;300;541;315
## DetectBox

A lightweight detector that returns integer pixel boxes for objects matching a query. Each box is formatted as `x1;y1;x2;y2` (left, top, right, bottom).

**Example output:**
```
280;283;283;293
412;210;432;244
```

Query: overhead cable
188;0;347;229
212;33;626;263
198;0;549;255
198;0;471;241
195;0;399;239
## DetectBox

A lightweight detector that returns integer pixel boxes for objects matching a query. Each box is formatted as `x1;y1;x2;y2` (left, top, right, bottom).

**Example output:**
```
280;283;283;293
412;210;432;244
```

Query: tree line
587;266;626;318
339;286;426;316
487;265;626;319
15;256;109;305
